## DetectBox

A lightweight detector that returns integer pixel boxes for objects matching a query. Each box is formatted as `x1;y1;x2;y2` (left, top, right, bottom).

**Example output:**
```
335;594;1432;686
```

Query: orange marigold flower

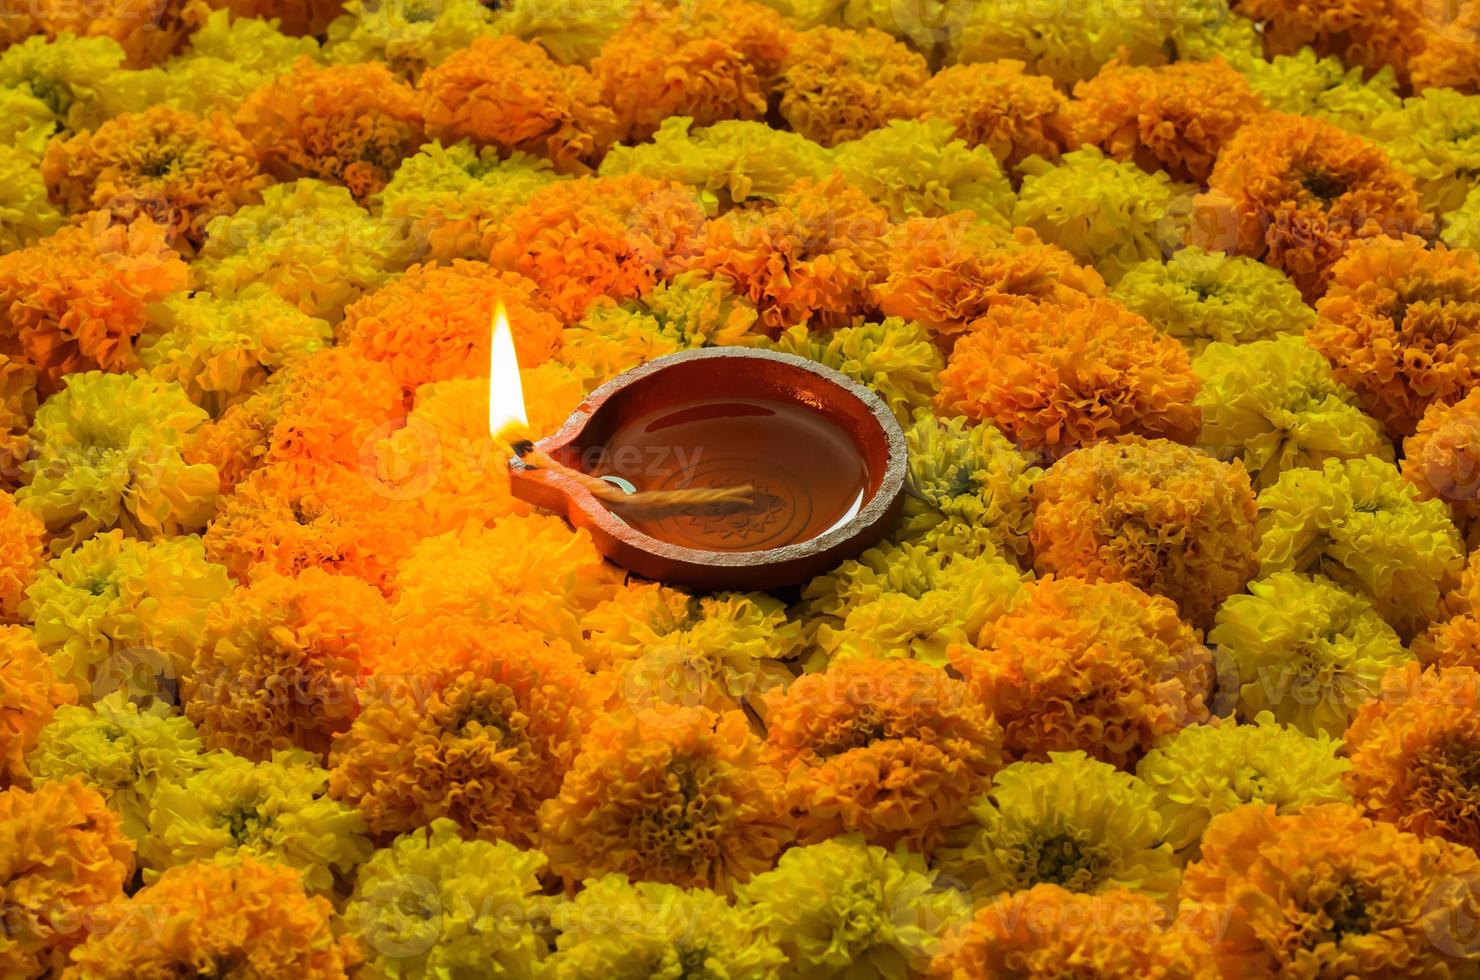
204;0;344;36
920;60;1078;172
235;59;424;203
1421;613;1480;669
1309;235;1480;438
1031;437;1260;628
593;0;791;141
763;657;1003;853
1344;662;1480;850
0;354;35;486
953;577;1213;767
0;215;189;392
1411;1;1480;93
928;884;1218;979
1188;113;1432;301
776;26;927;146
1071;58;1266;184
183;372;288;495
417;36;618;175
0;779;132;977
492;174;707;323
686;174;889;332
261;347;407;469
330;615;599;846
183;567;391;762
26;0;207;66
0;626;72;787
1177;802;1480;978
1403;388;1480;542
341;261;561;394
41;106;269;251
937;298;1201;453
873;215;1106;344
62;857;360;979
539;706;793;893
1234;0;1429;84
0;491;42;623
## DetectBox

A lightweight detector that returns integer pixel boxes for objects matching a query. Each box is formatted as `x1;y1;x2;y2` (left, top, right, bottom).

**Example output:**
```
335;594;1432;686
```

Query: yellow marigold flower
1014;148;1191;284
417;35;618;175
1137;713;1350;856
0;779;132;977
184;567;391;761
62;857;360;979
1111;247;1315;355
832;119;1013;225
0;146;64;254
1404;388;1480;543
0;626;72;787
598;117;831;213
1443;185;1480;250
939;298;1201;453
1193;336;1391;490
765;317;942;426
19;373;217;552
25;692;205;839
139;287;331;416
41;105;269;251
236;59;424;202
1177;802;1480;977
955;577;1213;768
776;26;926;146
737;836;969;977
137;9;321;116
799;539;1027;669
1369;89;1480;215
0;89;56;161
0;34;129;134
892;410;1040;565
492;0;638;64
140;749;370;892
325;0;497;79
1210;571;1409;736
687;174;890;332
763;658;1002;852
1188;113;1432;302
1233;46;1401;132
1255;456;1464;639
545;874;783;979
1410;0;1480;93
0;216;190;392
540;707;792;893
346;819;552;979
376;141;562;264
330;616;598;846
1233;0;1429;84
1031;438;1260;629
927;884;1218;979
195;179;411;321
1309;235;1480;438
873;215;1106;343
919;59;1077;172
0;491;42;622
937;751;1180;904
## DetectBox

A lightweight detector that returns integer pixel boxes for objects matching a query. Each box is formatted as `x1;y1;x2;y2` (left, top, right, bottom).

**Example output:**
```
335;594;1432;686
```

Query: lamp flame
488;303;527;439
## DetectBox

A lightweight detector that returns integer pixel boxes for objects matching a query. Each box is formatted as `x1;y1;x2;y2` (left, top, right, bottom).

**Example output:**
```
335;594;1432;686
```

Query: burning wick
488;305;755;511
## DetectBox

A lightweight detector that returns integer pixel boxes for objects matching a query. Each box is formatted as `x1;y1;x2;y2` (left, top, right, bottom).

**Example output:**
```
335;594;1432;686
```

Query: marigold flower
1177;802;1480;977
324;0;498;79
1409;0;1480;93
1189;113;1432;301
766;317;942;426
255;346;406;468
0;779;132;977
195;179;410;321
831;119;1014;225
1111;247;1315;354
417;36;618;174
184;568;389;761
927;884;1217;979
1031;437;1259;628
0;146;64;254
937;751;1180;904
687;174;890;332
1234;47;1401;132
134;9;321;116
1421;612;1480;669
346;819;552;979
0;34;129;134
235;59;424;202
955;577;1212;768
0;492;41;622
1443;185;1480;250
0;356;33;488
776;26;927;146
24;0;207;66
0;626;72;787
1369;90;1480;216
491;0;637;63
493;174;708;323
0;216;189;391
738;837;969;976
330;616;597;846
919;60;1077;172
540;707;792;893
1233;0;1429;83
1256;456;1464;639
62;857;360;979
1309;235;1480;438
1403;389;1480;542
763;658;1003;852
939;298;1200;453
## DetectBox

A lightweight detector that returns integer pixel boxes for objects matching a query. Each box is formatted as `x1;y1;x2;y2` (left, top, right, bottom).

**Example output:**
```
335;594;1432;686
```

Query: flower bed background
1;0;1480;975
